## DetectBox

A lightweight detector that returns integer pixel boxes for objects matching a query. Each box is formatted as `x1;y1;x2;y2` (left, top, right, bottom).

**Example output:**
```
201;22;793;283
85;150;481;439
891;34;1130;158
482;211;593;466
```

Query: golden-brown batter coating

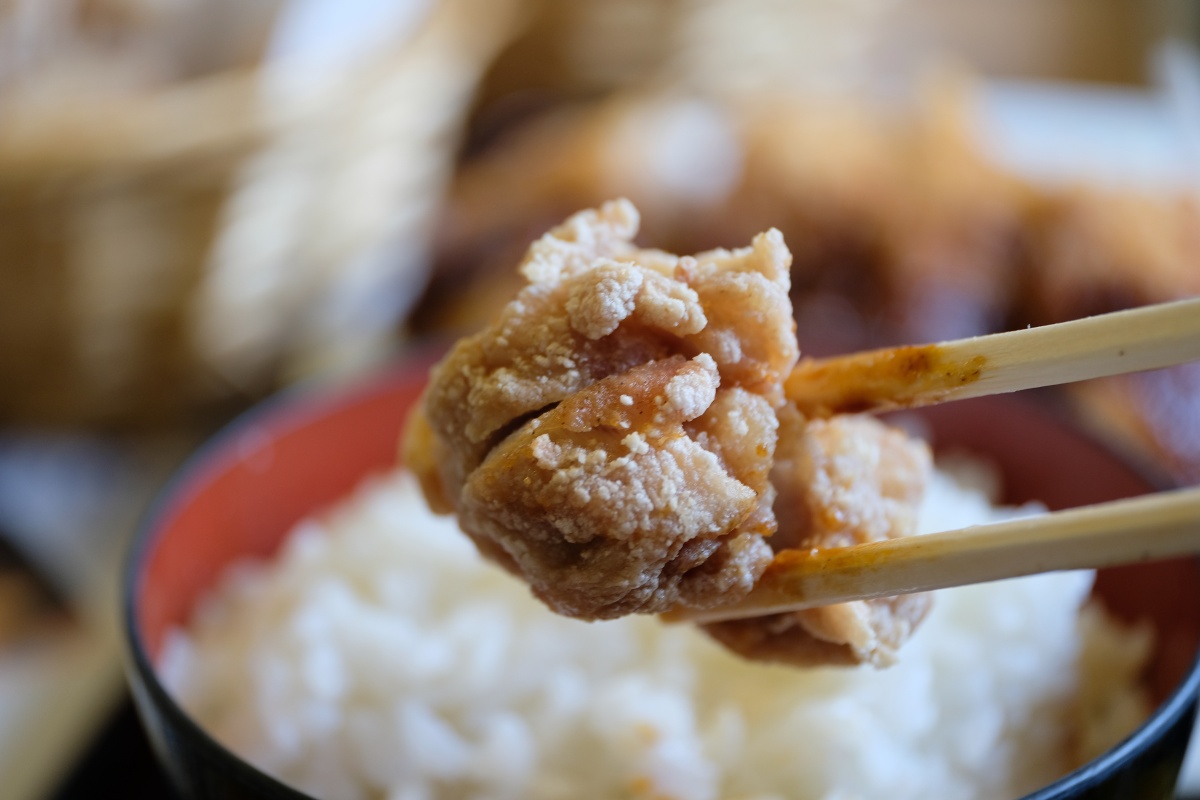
461;355;777;618
407;199;798;620
705;413;933;667
409;200;936;667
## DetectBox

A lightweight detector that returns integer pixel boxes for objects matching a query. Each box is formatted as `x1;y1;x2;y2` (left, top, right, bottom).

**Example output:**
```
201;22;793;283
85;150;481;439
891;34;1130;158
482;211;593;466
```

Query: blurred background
1;0;1199;797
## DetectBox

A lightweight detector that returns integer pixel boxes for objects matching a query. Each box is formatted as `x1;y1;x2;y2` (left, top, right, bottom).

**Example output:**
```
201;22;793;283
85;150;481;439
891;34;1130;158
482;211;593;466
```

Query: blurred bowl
122;358;1200;800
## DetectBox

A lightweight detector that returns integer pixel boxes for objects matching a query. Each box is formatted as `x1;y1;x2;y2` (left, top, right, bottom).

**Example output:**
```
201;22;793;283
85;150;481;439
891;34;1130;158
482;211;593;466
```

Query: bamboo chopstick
786;296;1200;417
669;486;1200;624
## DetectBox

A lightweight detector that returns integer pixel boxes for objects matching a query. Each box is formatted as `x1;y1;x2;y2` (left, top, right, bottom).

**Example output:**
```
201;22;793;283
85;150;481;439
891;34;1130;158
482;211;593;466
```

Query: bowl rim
121;360;1200;800
121;365;424;799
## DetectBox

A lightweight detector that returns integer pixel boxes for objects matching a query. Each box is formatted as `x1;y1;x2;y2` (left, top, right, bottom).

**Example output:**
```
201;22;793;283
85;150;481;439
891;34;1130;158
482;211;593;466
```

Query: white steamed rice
159;465;1152;800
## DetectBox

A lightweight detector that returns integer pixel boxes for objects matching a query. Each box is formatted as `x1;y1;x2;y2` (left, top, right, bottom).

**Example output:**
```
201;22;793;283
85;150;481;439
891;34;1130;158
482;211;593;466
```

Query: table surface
47;697;177;800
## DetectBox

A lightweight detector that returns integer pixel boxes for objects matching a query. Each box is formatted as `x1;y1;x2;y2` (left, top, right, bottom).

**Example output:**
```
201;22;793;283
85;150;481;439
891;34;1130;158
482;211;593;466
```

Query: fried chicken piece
461;355;778;618
704;412;933;667
407;199;797;620
410;200;937;665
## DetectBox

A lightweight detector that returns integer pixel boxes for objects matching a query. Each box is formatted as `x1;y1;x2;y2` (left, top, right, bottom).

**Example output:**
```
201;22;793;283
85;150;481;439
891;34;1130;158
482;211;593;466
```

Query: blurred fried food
1022;189;1200;483
417;85;1200;484
420;87;1029;346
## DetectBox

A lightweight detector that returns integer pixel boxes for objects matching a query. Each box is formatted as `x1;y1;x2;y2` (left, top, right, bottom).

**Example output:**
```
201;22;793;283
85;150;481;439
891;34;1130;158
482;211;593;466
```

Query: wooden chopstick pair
673;296;1200;624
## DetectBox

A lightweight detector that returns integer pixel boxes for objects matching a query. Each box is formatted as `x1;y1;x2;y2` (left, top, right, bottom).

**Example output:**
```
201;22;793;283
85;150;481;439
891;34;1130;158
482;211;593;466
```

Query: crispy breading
407;200;796;620
705;413;933;667
409;201;935;666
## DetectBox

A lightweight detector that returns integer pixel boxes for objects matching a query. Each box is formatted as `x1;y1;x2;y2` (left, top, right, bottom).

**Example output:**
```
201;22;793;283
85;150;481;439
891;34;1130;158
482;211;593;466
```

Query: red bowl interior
132;362;1200;706
135;365;428;661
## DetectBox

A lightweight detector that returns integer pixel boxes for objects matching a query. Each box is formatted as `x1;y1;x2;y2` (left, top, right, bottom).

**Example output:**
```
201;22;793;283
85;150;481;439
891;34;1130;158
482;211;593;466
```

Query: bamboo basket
0;0;520;426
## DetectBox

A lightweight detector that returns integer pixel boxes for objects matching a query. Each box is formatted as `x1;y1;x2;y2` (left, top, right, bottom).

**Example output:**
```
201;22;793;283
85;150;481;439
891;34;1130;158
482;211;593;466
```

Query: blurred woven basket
0;0;520;427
